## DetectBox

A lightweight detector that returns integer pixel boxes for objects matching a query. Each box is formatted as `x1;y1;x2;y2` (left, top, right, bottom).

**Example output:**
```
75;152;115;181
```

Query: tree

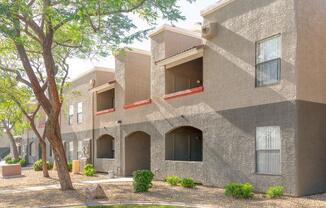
0;89;27;160
0;76;49;177
0;0;194;190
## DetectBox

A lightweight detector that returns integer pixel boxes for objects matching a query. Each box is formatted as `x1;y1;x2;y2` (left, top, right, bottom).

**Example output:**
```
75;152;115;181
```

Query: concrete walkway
0;177;133;194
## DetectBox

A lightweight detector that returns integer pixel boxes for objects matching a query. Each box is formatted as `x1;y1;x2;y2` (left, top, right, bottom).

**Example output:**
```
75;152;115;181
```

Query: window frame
255;126;282;176
77;102;83;124
255;34;282;88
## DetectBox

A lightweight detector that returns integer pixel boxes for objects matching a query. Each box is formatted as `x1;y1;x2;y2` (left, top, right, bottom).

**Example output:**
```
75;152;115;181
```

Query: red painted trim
124;99;152;109
96;108;115;116
163;86;204;100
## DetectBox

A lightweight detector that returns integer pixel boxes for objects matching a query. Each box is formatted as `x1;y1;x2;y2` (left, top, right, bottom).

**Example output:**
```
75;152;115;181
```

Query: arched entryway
124;131;151;176
165;126;203;161
96;134;115;159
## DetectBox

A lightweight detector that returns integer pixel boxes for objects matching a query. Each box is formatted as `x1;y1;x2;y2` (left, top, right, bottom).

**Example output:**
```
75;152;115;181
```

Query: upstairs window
256;126;281;175
77;102;83;124
68;104;74;125
256;35;281;87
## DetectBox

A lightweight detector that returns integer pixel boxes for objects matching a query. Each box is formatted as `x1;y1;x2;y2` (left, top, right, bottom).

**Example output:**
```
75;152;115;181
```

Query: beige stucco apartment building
22;0;326;196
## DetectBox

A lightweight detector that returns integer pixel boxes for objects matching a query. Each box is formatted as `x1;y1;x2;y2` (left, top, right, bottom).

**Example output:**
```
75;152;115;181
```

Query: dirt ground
0;169;325;208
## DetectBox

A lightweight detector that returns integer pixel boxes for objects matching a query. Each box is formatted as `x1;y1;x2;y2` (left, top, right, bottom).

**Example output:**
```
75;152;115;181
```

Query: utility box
72;160;80;174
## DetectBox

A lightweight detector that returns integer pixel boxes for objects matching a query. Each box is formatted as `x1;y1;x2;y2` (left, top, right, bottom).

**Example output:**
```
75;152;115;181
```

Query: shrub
67;160;72;172
224;182;254;199
4;156;12;164
266;186;284;199
132;170;154;193
19;159;26;167
165;176;181;186
33;159;52;171
33;159;43;171
180;177;196;188
83;164;96;176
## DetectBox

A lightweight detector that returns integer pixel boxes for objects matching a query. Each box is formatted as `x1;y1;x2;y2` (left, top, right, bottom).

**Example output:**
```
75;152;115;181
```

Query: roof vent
202;22;218;39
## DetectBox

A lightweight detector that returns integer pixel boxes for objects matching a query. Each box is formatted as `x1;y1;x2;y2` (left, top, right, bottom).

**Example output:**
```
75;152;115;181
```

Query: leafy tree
0;76;49;177
0;0;194;190
0;84;28;160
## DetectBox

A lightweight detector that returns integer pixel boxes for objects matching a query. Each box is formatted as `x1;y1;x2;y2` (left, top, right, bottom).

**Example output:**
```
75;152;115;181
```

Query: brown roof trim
155;45;204;64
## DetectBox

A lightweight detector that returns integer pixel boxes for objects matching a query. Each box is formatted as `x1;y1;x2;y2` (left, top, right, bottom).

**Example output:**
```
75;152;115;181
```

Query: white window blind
77;102;83;124
256;35;281;87
68;104;74;125
256;126;281;175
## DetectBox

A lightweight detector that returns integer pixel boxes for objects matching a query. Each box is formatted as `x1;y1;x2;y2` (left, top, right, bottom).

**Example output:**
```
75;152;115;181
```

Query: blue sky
68;0;218;79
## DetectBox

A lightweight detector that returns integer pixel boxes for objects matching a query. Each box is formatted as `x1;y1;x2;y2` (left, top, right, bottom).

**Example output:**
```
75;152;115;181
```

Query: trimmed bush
165;176;181;186
33;159;53;171
67;160;72;172
132;170;154;193
180;177;196;188
224;182;254;199
266;186;284;198
83;164;96;176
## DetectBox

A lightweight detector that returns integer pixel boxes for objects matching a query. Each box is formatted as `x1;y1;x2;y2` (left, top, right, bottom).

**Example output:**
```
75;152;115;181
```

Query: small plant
67;160;72;172
19;159;26;167
224;182;254;199
33;159;52;171
180;177;196;188
83;164;96;176
165;176;181;186
132;170;154;193
266;186;284;198
4;156;12;164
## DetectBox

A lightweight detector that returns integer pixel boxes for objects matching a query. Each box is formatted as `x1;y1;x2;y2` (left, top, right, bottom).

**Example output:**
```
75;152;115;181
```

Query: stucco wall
295;0;326;104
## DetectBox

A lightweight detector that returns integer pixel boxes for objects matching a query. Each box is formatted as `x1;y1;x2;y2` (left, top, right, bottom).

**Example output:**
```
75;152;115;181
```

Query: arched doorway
125;131;151;176
165;126;203;161
96;134;115;159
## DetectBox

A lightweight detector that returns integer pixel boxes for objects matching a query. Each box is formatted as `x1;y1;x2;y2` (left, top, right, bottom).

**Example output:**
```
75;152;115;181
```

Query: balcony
92;81;116;116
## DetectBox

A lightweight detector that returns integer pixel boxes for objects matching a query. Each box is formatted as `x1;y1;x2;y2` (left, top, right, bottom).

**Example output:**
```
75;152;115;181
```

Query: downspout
91;88;95;165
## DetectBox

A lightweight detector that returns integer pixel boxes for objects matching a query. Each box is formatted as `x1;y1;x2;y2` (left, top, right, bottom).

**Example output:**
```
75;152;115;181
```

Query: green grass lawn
85;206;182;208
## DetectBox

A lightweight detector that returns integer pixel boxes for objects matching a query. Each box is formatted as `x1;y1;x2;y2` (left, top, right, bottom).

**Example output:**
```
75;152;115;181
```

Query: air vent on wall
201;22;218;39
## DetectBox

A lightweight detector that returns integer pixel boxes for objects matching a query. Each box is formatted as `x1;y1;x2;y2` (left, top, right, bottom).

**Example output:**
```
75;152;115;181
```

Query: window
77;140;83;159
29;142;34;156
165;126;203;161
256;35;281;87
68;104;74;125
256;126;281;175
77;102;83;124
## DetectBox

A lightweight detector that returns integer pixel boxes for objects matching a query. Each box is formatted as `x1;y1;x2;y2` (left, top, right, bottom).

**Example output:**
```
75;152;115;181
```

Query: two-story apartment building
23;0;326;196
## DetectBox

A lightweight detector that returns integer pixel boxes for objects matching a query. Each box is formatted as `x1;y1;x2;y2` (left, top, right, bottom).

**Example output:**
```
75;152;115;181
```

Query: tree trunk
2;121;19;160
40;139;49;177
46;119;73;190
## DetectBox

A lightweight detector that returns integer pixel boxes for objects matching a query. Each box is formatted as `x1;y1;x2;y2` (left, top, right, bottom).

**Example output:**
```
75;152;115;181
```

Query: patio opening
97;88;115;112
165;126;203;161
165;57;203;95
97;134;115;159
125;131;151;176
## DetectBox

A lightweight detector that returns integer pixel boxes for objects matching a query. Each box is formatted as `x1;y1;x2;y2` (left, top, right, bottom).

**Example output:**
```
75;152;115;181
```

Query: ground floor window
97;135;115;159
68;141;74;160
165;126;203;161
77;140;83;159
256;126;281;175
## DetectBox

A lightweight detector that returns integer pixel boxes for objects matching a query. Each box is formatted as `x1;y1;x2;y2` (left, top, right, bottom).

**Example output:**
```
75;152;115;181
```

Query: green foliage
180;177;196;188
33;159;52;171
67;160;72;172
266;186;284;199
4;156;26;167
165;176;181;186
132;170;154;193
83;164;96;176
224;182;254;199
4;155;12;164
